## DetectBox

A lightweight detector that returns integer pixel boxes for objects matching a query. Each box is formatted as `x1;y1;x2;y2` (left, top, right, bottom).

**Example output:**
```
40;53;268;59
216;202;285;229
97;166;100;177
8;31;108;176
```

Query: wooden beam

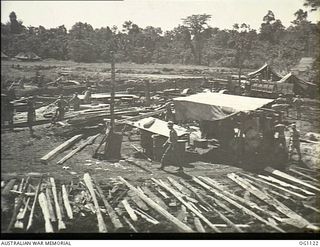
240;173;307;200
228;173;319;231
140;186;168;210
167;177;192;197
194;217;205;232
122;199;138;222
83;173;108;233
57;134;99;165
118;176;194;232
26;177;43;231
134;209;160;225
152;178;221;233
50;177;66;231
288;168;318;183
2;179;16;195
38;192;54;233
94;181;124;230
265;167;320;193
40;134;83;164
128;190;149;211
258;174;315;196
46;187;56;222
192;176;284;232
62;185;73;220
122;216;137;232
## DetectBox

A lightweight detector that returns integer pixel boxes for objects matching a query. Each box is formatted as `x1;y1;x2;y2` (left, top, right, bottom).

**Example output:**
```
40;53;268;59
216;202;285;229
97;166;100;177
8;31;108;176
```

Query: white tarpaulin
173;93;274;121
126;117;188;137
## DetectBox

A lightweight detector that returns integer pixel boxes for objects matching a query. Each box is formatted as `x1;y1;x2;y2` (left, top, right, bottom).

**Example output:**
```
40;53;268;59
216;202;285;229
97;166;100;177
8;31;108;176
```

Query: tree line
1;1;319;75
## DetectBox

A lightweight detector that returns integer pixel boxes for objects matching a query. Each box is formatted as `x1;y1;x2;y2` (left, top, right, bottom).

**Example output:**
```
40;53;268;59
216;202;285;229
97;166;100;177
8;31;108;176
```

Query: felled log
62;185;73;219
50;177;66;230
57;134;100;165
94;181;123;230
192;176;284;233
40;134;83;164
134;208;159;225
118;176;193;232
38;192;54;233
83;173;108;233
265;167;320;193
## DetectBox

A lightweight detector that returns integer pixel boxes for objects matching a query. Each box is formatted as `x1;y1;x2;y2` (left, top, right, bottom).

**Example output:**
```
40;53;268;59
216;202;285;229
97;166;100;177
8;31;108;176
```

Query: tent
276;72;317;96
1;52;9;60
14;52;41;61
248;63;282;81
173;93;274;121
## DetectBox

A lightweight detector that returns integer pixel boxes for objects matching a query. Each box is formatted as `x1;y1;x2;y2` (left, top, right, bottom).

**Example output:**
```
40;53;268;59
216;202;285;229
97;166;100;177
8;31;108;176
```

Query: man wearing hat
160;121;183;173
288;123;301;162
293;95;303;120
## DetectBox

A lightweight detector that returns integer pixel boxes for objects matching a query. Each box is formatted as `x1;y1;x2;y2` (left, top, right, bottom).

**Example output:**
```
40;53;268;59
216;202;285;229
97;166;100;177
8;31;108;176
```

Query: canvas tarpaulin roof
126;117;188;137
173;93;274;121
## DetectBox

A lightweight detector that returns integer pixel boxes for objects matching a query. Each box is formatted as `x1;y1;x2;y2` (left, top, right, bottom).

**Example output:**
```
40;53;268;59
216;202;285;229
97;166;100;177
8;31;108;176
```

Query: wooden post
110;51;115;131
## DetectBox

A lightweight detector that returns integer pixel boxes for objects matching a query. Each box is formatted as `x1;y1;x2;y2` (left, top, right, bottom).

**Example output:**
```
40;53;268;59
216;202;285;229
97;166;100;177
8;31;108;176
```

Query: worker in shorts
159;121;183;173
288;123;302;162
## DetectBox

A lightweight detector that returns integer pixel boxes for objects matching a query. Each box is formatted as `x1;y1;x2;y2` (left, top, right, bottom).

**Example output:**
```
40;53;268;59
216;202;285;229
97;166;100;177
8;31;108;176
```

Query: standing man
160;121;183;173
69;92;81;111
27;96;36;135
288;123;302;162
83;87;92;104
165;102;174;122
293;95;304;120
52;95;68;123
274;121;288;151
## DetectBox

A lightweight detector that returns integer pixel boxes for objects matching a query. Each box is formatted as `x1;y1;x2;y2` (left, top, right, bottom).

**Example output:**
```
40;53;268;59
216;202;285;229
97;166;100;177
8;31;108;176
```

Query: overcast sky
1;0;319;32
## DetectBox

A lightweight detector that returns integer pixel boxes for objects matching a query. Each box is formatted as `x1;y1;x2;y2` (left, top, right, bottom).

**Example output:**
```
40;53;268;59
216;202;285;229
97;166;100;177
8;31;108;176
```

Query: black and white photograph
1;0;320;238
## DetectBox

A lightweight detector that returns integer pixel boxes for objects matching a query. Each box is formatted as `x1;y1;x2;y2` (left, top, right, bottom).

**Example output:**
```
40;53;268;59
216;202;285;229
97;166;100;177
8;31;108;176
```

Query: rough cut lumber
9;190;35;196
128;190;149;211
200;176;267;214
94;181;123;230
38;192;54;233
14;197;31;229
265;167;320;193
50;177;66;230
134;209;160;225
167;177;192;196
46;187;56;222
122;199;138;222
303;203;320;214
123;216;138;232
258;175;315;196
194;217;206;232
40;134;83;164
2;179;16;195
62;185;73;219
26;177;43;231
83;173;108;233
140;186;168;210
228;173;319;231
176;205;188;223
192;176;284;232
153;178;221;233
57;134;100;165
118;176;194;232
288;168;318;183
240;173;307;200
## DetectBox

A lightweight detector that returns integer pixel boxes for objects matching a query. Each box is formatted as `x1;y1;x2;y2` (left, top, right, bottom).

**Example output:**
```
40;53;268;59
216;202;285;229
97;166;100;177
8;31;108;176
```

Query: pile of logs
1;167;319;233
